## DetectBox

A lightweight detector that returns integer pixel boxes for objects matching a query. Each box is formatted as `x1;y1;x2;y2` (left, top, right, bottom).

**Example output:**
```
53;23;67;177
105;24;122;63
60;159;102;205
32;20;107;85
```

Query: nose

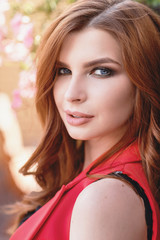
64;75;87;103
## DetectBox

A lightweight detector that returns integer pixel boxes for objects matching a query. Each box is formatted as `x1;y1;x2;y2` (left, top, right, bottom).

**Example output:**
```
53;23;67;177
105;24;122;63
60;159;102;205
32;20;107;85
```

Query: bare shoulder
70;178;147;240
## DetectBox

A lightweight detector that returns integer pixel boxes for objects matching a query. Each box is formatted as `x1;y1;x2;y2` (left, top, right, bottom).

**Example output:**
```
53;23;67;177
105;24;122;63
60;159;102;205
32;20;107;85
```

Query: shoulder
70;178;147;240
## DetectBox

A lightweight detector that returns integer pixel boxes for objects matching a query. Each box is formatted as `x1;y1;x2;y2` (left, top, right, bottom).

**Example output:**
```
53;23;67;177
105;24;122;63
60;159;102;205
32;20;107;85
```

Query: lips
66;110;93;118
65;110;94;126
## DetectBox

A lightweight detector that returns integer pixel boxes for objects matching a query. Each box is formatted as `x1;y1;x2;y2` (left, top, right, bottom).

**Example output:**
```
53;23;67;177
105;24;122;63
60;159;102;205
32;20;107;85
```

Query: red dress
10;142;160;240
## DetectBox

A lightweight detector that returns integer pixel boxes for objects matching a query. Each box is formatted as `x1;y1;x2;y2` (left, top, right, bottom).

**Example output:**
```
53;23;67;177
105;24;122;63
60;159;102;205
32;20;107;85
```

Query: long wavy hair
11;0;160;232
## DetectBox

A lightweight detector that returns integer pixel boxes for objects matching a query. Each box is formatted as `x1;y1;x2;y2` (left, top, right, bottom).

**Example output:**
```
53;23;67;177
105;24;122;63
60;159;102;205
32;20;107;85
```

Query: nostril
73;98;81;102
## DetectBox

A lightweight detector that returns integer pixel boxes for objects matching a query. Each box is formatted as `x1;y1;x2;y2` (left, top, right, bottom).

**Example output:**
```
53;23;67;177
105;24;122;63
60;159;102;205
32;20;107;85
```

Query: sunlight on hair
0;92;41;194
10;148;41;194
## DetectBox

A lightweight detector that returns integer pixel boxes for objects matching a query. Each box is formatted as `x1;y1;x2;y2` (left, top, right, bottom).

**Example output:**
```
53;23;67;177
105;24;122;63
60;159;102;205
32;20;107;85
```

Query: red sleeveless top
10;142;160;240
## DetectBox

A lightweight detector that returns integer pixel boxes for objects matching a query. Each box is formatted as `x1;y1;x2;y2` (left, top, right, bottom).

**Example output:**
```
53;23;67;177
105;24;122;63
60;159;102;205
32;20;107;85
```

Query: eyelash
57;68;71;76
57;67;114;78
90;67;114;78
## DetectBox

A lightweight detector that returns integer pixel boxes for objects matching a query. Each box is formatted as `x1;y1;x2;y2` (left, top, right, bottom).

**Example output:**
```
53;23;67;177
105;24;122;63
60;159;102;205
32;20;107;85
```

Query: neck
83;137;116;170
83;127;128;170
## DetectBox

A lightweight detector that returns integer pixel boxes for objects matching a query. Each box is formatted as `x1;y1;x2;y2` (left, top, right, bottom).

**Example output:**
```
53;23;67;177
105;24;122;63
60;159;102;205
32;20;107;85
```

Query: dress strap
109;171;152;240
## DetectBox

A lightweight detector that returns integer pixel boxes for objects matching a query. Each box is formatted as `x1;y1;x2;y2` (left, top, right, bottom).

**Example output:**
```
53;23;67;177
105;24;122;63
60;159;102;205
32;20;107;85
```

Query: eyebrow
83;57;121;68
57;57;121;68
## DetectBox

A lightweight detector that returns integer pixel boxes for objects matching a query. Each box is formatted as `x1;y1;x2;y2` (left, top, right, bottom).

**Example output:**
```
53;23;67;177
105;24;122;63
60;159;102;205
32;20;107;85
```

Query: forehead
58;28;122;65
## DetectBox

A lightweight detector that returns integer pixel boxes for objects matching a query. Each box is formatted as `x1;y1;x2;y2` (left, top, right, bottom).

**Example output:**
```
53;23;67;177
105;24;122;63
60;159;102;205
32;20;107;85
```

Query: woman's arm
70;178;147;240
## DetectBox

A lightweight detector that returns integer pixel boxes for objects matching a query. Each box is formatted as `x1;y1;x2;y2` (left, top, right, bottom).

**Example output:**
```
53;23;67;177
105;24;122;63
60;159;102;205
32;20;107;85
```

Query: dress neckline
66;140;140;189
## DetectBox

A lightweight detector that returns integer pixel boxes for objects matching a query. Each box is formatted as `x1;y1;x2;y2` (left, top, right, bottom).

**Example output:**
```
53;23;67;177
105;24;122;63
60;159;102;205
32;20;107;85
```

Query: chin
69;135;87;141
67;131;90;141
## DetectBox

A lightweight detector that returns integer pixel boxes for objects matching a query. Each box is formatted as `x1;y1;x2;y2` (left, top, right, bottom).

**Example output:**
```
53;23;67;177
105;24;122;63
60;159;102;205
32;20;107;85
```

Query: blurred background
0;0;159;239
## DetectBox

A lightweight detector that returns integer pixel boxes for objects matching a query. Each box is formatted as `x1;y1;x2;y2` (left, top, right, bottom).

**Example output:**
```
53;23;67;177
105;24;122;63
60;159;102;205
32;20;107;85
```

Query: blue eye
92;67;112;77
57;67;71;75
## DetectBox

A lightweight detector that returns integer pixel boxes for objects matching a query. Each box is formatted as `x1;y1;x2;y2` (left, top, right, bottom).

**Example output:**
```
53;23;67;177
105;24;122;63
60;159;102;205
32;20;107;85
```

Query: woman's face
53;28;135;143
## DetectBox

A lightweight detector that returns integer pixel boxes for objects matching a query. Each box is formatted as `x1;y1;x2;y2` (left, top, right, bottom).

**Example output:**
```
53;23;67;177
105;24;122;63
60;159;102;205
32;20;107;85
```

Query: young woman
10;0;160;239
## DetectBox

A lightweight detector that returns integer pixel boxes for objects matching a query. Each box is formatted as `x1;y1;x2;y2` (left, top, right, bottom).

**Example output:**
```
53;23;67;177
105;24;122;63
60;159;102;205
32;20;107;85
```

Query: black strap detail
19;206;41;227
110;171;153;240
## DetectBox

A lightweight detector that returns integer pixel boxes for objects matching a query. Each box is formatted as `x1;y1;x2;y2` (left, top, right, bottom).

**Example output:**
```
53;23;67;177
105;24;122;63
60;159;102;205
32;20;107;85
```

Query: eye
91;67;113;78
57;67;71;75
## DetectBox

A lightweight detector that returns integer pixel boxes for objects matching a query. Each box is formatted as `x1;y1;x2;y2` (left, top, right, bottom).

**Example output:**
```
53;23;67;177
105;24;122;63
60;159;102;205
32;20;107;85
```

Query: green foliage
67;0;77;3
137;0;160;7
37;0;59;14
10;0;61;16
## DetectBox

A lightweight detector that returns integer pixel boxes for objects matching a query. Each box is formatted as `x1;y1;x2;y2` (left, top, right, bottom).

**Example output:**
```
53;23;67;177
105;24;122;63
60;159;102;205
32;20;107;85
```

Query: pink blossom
0;25;7;51
0;11;8;63
4;41;29;61
0;23;7;39
0;13;7;52
18;23;34;48
11;14;34;49
12;89;22;109
10;13;23;35
18;69;36;98
0;56;3;66
12;69;37;109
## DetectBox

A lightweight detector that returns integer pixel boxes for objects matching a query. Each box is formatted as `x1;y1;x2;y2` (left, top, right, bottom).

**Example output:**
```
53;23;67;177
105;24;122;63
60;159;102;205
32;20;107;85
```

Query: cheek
117;89;135;119
102;83;135;120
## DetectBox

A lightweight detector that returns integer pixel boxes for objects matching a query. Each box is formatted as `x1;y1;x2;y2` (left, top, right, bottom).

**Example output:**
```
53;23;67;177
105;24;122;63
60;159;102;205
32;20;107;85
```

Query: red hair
11;0;160;232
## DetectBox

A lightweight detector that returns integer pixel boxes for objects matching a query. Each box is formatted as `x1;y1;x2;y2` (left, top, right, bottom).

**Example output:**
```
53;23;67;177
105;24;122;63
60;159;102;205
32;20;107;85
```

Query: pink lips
65;110;94;126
